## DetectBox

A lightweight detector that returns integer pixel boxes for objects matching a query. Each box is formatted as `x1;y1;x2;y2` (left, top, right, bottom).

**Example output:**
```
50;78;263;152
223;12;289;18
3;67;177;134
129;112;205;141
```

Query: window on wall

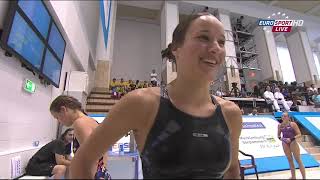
276;46;296;83
313;52;320;77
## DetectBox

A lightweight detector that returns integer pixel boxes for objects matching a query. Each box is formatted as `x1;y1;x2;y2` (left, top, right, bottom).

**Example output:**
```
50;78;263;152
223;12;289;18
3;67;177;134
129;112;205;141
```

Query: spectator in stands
306;84;317;105
284;82;289;86
291;88;304;106
248;108;258;116
25;128;74;179
135;80;142;89
129;80;136;91
264;85;281;112
240;86;247;98
278;112;305;179
71;12;242;179
109;78;118;98
253;85;260;98
50;95;111;179
274;87;292;112
150;69;158;87
137;80;144;89
126;80;133;92
282;87;290;99
259;82;266;98
143;81;149;88
117;78;126;97
270;82;277;93
313;90;320;108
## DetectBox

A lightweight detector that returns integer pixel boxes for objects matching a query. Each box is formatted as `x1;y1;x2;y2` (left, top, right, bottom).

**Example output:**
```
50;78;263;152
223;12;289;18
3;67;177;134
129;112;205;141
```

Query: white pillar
253;26;283;82
94;0;117;89
214;9;241;91
314;39;320;86
160;1;179;84
285;27;318;85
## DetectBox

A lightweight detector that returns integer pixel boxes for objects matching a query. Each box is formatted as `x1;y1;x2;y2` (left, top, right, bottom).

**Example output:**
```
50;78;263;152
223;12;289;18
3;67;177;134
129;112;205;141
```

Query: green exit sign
24;79;36;93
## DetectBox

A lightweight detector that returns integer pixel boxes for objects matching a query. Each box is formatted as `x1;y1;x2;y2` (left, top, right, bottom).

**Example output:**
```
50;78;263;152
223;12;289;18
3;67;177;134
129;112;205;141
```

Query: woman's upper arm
72;90;154;165
221;101;242;178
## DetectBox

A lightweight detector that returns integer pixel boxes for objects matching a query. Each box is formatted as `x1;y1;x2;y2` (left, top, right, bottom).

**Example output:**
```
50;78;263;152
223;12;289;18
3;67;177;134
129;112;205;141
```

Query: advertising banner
240;116;307;160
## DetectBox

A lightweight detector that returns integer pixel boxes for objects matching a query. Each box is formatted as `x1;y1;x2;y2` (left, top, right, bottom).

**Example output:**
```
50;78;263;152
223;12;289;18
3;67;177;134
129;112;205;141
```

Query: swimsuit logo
192;133;209;138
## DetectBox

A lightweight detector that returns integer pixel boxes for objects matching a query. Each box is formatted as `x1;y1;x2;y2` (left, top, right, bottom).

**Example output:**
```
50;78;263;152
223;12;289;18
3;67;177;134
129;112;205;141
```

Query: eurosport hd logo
257;12;304;33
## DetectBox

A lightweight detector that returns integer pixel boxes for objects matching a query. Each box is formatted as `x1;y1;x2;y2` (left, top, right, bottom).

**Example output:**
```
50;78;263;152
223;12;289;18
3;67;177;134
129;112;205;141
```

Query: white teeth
202;59;217;65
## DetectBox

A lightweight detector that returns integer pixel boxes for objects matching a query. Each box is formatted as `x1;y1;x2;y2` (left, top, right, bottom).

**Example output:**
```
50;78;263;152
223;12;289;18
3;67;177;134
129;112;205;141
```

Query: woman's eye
198;35;209;41
218;40;225;46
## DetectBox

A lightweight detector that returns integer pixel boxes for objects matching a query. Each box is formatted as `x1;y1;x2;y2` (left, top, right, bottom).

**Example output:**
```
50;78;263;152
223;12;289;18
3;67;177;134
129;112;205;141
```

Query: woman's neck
71;110;86;123
282;121;290;125
168;76;212;106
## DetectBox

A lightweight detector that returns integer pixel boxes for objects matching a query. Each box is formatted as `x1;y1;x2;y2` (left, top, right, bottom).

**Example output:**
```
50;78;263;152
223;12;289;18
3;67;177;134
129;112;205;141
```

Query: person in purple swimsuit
278;112;306;179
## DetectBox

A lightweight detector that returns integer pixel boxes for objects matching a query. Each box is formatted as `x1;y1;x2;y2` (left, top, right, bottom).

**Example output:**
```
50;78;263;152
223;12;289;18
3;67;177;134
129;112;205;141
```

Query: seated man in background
25;128;74;179
264;85;281;112
274;87;292;112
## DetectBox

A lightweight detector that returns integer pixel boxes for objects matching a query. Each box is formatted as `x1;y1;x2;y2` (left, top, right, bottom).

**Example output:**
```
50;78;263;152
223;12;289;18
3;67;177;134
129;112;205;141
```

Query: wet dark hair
50;95;86;114
161;12;214;62
60;128;74;141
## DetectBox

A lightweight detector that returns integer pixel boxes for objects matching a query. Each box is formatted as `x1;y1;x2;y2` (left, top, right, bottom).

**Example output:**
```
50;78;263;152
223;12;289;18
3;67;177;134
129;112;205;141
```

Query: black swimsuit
140;87;231;179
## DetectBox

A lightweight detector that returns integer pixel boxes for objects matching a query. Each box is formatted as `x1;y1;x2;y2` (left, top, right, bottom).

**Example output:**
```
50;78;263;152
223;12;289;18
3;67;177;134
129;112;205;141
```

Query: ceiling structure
117;4;159;21
116;1;320;44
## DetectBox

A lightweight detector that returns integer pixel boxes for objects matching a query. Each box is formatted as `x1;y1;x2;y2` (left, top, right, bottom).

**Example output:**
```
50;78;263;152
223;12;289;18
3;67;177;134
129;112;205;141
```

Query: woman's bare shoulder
214;96;240;112
214;96;242;133
106;87;161;128
123;87;160;105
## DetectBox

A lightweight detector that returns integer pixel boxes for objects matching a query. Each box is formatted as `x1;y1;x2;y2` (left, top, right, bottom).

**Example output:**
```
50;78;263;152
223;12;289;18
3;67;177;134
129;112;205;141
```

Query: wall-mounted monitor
0;0;66;88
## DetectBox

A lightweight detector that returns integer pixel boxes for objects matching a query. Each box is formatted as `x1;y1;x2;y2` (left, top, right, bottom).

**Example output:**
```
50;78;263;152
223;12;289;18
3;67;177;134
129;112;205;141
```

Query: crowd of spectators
214;80;320;111
109;78;161;99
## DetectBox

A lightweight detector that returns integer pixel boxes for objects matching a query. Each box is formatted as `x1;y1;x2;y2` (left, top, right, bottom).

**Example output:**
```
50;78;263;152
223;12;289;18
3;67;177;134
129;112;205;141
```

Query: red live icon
272;26;292;32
